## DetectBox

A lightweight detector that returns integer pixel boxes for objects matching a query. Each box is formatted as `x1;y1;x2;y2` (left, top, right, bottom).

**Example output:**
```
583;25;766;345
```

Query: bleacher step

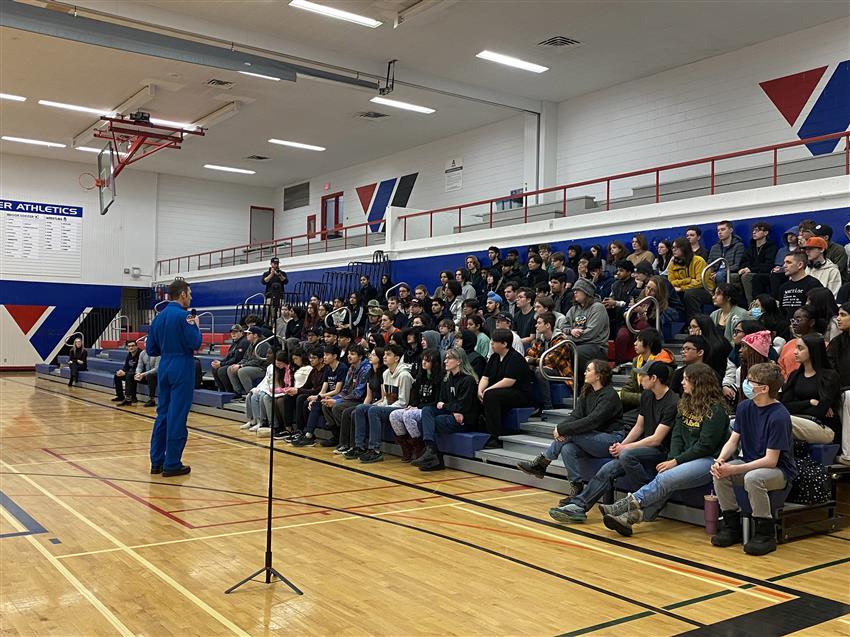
499;433;551;454
475;447;567;477
520;419;555;435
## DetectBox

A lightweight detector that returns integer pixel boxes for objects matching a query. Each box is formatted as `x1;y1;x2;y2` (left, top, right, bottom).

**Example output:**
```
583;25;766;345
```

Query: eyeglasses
732;328;744;335
746;378;767;386
681;345;698;352
444;354;456;360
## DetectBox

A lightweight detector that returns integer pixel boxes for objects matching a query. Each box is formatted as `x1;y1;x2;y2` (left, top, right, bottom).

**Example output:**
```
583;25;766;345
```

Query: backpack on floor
787;441;830;505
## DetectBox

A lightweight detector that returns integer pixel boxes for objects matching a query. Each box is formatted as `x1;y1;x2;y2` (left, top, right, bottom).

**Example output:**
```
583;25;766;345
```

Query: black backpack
787;441;830;505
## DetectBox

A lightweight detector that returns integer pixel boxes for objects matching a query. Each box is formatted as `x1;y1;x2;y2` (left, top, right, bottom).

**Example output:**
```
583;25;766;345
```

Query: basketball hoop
79;172;98;191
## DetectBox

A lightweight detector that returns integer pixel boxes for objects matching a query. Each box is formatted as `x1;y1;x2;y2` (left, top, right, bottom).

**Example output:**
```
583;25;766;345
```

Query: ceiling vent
356;111;390;120
537;36;582;48
207;78;235;87
244;154;270;161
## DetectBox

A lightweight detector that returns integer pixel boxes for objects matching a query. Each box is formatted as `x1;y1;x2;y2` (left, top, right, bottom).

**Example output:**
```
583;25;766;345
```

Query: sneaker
240;422;254;430
516;454;551;479
231;396;246;403
111;396;125;403
273;431;288;441
292;434;317;447
483;436;502;449
319;437;339;448
837;455;850;467
283;433;301;443
549;503;587;523
343;447;365;460
598;493;637;518
411;446;438;467
119;400;134;406
333;445;350;455
602;507;643;537
249;423;262;432
143;400;156;408
558;495;573;507
359;449;384;464
256;426;271;438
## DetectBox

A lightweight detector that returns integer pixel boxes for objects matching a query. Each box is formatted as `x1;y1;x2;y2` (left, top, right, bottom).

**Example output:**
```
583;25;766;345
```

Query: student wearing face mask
750;294;791;342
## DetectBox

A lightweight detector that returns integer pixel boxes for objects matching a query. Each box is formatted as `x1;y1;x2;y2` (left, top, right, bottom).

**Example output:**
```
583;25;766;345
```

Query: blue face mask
742;379;756;399
750;306;763;319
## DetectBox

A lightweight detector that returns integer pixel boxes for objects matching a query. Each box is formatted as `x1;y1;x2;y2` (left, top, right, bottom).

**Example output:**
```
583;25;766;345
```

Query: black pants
338;404;360;447
212;365;235;392
682;288;713;323
482;386;529;438
274;395;298;430
69;361;86;384
126;374;157;401
295;394;313;432
114;373;129;400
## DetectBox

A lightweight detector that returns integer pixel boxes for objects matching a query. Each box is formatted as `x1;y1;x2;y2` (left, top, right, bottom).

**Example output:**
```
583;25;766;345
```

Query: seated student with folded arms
412;348;480;471
710;362;796;556
600;362;730;536
292;346;347;447
516;359;624;495
549;361;679;522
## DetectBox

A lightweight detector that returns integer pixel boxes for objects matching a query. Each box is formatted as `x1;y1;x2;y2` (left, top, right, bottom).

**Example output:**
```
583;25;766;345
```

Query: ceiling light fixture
238;71;281;82
268;138;326;151
1;136;66;148
38;99;116;116
288;0;382;28
149;117;198;131
0;93;26;102
75;146;128;157
204;164;256;174
475;50;549;74
369;96;435;114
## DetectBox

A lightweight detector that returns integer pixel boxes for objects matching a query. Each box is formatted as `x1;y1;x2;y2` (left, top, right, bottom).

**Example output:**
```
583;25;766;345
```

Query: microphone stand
225;303;302;596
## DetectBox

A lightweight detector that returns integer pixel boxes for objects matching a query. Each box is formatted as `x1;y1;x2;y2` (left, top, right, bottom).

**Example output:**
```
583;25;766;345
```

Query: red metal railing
398;130;850;241
156;218;384;276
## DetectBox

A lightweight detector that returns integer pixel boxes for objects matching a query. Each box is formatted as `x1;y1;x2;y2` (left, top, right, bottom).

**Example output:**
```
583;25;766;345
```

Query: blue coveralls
147;302;202;471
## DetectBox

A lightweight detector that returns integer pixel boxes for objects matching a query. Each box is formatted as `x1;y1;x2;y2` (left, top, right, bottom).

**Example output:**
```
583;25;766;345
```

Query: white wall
0;152;158;286
556;19;850;194
156;174;277;261
276;114;526;238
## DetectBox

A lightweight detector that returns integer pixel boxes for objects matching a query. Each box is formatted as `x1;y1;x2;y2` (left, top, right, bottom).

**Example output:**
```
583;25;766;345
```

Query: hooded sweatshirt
379;362;414;408
774;226;799;267
422;330;441;351
708;233;746;273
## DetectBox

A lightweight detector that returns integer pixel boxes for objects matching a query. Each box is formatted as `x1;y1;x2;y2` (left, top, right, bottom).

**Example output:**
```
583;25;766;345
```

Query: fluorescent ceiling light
204;164;256;174
475;50;549;74
0;93;26;102
369;96;435;114
238;71;281;82
1;136;66;148
268;138;326;151
149;117;198;131
76;146;128;157
289;0;382;28
38;99;116;116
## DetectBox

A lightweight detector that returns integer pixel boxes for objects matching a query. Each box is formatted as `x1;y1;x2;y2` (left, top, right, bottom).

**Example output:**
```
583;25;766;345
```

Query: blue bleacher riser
809;444;840;466
502;407;537;432
436;432;491;458
550;383;572;408
35;364;55;374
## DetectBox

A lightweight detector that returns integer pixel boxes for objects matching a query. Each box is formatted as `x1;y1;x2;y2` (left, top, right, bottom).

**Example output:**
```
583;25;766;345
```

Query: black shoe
484;436;502;449
558;495;573;507
162;465;191;477
291;434;317;447
68;380;74;387
418;452;444;471
150;465;163;474
411;446;438;467
143;400;156;407
711;510;743;548
319;437;339;448
359;449;384;464
343;447;365;460
743;517;777;556
120;400;134;406
516;454;551;479
111;396;124;402
529;408;543;418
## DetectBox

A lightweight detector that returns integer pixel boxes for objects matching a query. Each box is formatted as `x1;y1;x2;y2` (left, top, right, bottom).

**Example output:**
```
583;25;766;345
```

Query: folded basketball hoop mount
89;116;206;214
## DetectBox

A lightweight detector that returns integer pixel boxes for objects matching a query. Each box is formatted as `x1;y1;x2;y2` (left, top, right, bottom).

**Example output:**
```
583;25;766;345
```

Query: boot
395;434;413;462
516;454;551;479
410;437;426;462
744;517;777;556
411;443;438;467
418;448;444;471
598;493;637;518
603;506;643;537
711;510;743;547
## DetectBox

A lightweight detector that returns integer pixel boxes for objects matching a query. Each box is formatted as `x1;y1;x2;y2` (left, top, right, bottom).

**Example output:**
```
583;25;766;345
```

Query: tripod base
225;565;303;595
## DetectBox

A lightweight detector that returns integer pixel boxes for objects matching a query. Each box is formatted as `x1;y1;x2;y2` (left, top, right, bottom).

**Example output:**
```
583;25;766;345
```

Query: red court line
40;448;195;529
47;436;211;451
0;428;154;440
3;492;253;505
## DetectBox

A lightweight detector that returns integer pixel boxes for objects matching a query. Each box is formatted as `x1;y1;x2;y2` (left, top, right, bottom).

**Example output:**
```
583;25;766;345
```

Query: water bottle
704;492;720;535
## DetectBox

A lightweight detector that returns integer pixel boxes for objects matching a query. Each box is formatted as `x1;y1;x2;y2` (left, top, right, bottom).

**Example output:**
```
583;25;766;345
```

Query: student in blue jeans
516;359;624;494
600;362;730;536
549;360;679;522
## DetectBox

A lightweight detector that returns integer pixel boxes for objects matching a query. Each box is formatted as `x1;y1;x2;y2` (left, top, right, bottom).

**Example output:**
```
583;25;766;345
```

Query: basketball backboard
97;142;116;215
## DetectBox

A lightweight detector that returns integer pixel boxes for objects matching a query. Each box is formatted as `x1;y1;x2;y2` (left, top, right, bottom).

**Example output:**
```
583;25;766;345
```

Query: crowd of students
197;218;849;552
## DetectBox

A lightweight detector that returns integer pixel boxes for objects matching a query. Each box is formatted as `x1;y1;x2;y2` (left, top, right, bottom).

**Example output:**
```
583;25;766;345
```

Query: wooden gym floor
1;373;848;637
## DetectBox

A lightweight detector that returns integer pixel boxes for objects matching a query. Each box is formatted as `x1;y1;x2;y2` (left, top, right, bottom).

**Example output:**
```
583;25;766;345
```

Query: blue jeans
365;405;399;450
571;446;667;511
420;405;465;447
544;430;625;482
304;400;326;434
351;403;372;447
633;456;714;520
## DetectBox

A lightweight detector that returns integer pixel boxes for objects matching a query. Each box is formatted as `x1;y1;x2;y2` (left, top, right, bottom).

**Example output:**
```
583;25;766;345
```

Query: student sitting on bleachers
829;303;850;465
711;362;795;556
241;350;284;434
437;318;456;352
459;330;486;378
778;306;816;378
601;259;637;339
125;344;158;407
688;314;732;381
562;278;611;388
751;294;791;342
781;333;840;444
478;328;534;449
671;335;708;396
614;275;674;364
724;330;772;405
388;348;442;462
467;315;491;359
549;361;678;522
66;336;87;387
210;324;248;393
525;312;570;414
806;288;841;342
738;221;778;306
803;237;842;296
347;343;413;464
273;348;308;439
340;347;386;454
618;328;674;410
292;346;347;447
413;348;481;471
710;283;752;344
227;327;271;401
600;362;730;536
669;237;711;326
517;360;624;494
111;339;140;404
322;344;370;450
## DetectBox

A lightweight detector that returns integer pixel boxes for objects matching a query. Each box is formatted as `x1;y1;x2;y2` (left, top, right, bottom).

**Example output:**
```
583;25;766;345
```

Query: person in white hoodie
351;343;413;464
241;352;276;433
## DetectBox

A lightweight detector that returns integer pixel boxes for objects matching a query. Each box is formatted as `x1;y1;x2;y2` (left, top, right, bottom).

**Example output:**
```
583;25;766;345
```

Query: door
249;206;275;245
321;192;343;238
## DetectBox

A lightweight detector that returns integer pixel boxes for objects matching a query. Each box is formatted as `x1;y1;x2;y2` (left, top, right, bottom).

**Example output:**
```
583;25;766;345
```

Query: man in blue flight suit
147;278;202;477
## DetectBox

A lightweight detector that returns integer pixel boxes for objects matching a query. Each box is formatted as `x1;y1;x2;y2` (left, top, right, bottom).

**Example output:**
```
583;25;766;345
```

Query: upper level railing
156;130;849;277
157;218;384;277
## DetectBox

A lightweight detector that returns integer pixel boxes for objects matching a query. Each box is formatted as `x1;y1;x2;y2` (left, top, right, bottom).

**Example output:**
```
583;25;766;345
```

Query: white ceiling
1;0;848;188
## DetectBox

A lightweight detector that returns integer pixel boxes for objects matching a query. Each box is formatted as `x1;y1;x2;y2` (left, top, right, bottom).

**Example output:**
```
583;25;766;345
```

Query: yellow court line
55;491;539;560
0;506;135;637
457;506;790;605
1;460;251;637
6;445;254;468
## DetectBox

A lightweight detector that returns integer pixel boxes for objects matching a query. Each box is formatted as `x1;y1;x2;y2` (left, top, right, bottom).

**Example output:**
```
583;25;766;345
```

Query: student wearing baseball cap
803;236;842;295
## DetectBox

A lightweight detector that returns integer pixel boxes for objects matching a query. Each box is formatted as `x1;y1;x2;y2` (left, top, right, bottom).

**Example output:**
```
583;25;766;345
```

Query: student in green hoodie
600;362;730;536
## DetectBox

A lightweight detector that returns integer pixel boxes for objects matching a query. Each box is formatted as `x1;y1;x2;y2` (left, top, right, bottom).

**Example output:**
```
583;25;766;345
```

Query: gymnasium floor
1;374;848;637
